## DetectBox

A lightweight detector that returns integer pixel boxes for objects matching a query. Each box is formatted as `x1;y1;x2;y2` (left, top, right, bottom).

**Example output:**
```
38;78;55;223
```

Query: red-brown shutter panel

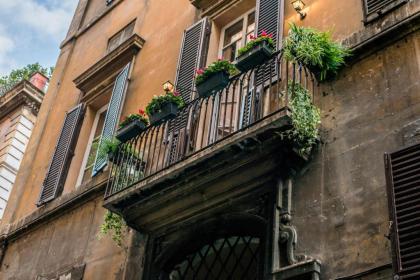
385;143;420;279
38;104;85;205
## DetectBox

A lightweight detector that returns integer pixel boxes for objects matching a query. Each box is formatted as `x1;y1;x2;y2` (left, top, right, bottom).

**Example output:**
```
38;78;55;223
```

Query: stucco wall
293;30;420;278
1;0;419;279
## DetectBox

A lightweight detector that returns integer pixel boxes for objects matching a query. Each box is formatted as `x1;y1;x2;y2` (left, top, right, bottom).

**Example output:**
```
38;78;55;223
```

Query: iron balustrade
105;51;317;198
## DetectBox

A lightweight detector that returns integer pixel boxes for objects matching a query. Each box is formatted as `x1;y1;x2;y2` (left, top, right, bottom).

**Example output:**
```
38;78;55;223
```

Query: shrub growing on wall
283;23;349;81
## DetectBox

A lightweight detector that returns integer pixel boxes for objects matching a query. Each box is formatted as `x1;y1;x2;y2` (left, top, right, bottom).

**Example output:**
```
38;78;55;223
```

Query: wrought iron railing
105;51;317;198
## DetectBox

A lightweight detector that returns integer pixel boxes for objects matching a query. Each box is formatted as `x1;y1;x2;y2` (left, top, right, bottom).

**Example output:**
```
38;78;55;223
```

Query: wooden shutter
255;0;284;50
175;18;211;102
166;19;211;165
92;63;131;176
384;143;420;279
38;104;85;205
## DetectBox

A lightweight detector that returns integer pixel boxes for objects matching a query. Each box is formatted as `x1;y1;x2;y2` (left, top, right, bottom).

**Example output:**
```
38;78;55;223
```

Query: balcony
103;51;317;232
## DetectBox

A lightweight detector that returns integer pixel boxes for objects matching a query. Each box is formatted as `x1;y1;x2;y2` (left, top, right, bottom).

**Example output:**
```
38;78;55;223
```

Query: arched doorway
168;235;261;279
156;214;267;280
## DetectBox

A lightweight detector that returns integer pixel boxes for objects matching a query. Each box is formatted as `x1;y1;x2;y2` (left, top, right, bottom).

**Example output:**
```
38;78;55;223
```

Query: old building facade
0;73;48;219
0;0;419;279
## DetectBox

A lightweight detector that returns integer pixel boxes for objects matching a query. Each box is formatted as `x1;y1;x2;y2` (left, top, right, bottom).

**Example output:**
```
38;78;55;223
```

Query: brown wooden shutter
384;143;420;279
92;63;131;176
166;18;211;165
38;104;85;205
175;17;211;102
255;0;284;50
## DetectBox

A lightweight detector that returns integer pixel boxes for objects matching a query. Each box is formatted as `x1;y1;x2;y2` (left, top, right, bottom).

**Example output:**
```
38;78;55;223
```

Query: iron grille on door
385;143;420;279
168;236;262;280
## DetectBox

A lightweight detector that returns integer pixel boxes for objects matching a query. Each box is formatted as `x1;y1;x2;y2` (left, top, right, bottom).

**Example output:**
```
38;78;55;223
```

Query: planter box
235;41;273;72
148;102;179;125
115;119;147;142
196;71;230;98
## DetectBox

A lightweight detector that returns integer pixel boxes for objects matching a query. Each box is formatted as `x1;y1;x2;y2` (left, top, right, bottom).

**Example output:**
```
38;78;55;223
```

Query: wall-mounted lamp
291;0;306;20
162;80;175;92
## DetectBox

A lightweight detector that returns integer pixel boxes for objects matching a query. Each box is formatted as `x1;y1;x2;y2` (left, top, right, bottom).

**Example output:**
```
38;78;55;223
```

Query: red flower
249;34;256;40
173;90;180;97
261;30;268;37
196;68;205;75
139;109;145;116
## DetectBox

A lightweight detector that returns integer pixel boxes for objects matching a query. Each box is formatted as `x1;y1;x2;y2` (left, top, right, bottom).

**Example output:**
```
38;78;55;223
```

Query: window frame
218;8;256;62
362;0;409;24
75;104;108;188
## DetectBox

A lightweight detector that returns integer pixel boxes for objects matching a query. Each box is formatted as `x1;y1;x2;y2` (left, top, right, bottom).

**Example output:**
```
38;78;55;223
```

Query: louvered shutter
241;0;284;126
255;0;283;50
364;0;404;16
92;63;130;176
38;104;85;205
175;17;211;102
384;143;420;279
166;18;211;165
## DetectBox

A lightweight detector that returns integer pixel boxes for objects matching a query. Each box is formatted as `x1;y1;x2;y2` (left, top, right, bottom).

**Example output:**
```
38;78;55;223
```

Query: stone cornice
0;172;108;242
0;81;44;121
73;34;145;94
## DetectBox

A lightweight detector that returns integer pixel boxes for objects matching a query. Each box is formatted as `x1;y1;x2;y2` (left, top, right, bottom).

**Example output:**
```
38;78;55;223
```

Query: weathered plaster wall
0;195;137;279
293;30;420;279
1;0;419;279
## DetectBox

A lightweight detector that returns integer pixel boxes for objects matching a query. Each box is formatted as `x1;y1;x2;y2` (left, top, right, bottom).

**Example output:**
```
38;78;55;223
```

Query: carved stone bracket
272;178;320;279
279;213;307;265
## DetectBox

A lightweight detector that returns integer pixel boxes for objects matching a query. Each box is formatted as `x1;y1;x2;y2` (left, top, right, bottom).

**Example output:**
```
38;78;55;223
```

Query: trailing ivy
99;210;126;247
282;82;321;156
283;23;350;81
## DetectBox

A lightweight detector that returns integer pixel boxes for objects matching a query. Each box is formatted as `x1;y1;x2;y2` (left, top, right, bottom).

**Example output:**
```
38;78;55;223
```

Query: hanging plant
281;82;321;156
283;23;350;81
99;210;126;247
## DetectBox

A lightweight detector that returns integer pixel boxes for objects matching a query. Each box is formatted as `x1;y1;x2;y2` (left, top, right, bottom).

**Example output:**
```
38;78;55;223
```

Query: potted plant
99;138;121;165
236;30;276;72
283;23;350;81
195;59;237;98
100;138;145;170
115;109;149;142
146;90;184;125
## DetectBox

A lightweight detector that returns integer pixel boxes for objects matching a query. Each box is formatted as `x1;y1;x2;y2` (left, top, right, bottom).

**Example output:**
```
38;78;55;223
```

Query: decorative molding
73;34;145;94
0;172;108;242
0;81;44;121
190;0;244;18
279;213;307;265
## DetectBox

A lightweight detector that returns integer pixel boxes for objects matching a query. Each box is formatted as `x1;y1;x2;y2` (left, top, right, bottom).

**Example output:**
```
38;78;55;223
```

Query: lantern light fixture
291;0;306;20
162;80;175;92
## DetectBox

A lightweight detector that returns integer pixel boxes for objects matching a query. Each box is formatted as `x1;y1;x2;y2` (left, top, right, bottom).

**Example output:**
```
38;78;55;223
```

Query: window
76;106;107;187
363;0;408;23
384;143;420;278
107;20;136;53
220;10;255;62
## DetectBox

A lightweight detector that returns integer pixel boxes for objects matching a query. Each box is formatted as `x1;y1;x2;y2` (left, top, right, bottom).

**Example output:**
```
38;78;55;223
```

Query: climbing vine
99;210;126;247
